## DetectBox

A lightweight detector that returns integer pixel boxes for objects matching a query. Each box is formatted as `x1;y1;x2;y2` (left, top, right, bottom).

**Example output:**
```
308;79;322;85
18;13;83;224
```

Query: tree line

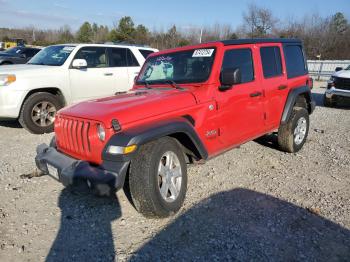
0;4;349;59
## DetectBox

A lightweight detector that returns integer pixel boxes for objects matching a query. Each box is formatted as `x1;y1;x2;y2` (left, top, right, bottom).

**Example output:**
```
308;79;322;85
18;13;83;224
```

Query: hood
333;69;350;78
0;64;60;76
59;88;197;128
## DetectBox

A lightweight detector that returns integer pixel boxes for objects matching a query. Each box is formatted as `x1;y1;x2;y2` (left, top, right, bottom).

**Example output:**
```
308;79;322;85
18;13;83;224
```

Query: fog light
107;145;137;155
97;124;106;141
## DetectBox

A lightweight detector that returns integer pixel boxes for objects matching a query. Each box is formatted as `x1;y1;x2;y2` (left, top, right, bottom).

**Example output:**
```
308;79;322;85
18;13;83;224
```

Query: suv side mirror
72;59;87;69
20;54;26;59
335;67;343;72
219;68;241;91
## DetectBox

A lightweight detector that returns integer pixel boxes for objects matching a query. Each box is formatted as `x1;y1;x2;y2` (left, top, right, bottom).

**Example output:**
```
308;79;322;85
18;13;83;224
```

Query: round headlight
97;124;105;141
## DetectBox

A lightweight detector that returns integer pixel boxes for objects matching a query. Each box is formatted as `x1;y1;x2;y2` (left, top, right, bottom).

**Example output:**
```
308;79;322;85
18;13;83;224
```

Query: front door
69;46;123;103
215;45;265;147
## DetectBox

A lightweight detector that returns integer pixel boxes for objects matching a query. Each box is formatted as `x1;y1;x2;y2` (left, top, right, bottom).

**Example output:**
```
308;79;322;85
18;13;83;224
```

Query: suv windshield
28;45;75;66
4;47;22;55
137;48;216;85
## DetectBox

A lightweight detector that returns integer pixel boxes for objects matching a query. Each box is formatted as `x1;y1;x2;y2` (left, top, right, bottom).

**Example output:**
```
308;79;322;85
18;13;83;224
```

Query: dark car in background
0;47;41;65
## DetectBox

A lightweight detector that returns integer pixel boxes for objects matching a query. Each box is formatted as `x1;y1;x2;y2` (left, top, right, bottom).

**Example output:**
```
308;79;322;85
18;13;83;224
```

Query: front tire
278;107;309;153
19;92;63;134
129;137;187;218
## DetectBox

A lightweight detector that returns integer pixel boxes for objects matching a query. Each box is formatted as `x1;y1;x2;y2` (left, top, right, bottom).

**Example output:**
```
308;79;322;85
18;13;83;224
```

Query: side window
139;49;154;59
23;49;36;58
260;46;283;78
109;48;128;67
74;47;107;68
126;49;140;67
222;48;254;83
283;45;307;78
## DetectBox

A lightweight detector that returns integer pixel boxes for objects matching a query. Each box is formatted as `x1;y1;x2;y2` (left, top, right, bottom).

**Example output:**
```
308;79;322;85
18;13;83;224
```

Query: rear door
216;45;265;147
69;46;116;102
107;47;136;92
259;43;288;129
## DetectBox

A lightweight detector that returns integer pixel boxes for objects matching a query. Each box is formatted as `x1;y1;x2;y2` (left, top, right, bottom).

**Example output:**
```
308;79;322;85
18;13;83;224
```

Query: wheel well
0;61;12;65
168;132;202;163
23;88;66;107
295;93;312;113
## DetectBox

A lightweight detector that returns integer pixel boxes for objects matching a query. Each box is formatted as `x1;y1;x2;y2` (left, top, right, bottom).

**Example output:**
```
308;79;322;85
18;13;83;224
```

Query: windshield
4;47;22;55
136;48;216;85
28;45;75;66
345;65;350;70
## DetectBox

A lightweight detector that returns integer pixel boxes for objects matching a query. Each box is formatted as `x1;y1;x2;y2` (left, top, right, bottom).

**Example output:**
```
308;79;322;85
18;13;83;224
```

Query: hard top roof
221;38;301;46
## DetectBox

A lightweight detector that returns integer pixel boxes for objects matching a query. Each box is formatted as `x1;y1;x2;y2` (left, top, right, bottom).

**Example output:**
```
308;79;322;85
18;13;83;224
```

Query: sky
0;0;349;31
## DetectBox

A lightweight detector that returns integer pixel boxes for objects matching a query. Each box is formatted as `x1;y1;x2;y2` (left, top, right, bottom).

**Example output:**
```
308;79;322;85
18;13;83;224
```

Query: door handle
250;91;262;97
278;85;287;90
104;73;113;76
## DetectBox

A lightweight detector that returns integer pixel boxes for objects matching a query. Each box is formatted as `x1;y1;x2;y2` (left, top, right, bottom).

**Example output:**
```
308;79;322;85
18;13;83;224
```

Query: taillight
307;77;313;89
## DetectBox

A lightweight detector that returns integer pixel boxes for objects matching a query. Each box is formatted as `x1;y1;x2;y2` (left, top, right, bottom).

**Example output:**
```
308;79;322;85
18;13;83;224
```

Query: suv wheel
324;94;336;107
278;107;309;153
129;137;187;218
19;92;63;134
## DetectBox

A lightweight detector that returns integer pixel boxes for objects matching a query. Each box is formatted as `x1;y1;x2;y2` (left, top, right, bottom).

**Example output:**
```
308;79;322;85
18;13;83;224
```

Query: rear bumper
325;87;350;99
35;144;129;190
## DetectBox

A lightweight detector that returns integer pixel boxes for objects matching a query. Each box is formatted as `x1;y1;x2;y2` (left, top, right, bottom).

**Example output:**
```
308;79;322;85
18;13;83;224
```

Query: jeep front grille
56;116;91;157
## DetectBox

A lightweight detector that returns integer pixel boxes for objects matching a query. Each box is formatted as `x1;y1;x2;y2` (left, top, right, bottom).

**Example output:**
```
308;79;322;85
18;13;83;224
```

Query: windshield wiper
165;80;183;90
144;80;152;89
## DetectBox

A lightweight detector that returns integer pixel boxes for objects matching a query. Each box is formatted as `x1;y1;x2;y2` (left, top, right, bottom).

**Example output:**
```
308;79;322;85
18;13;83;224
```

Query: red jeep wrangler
36;39;315;217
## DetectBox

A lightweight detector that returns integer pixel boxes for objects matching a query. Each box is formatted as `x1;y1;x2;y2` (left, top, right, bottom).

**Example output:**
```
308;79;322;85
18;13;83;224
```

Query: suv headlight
0;74;16;86
329;76;335;82
97;124;106;141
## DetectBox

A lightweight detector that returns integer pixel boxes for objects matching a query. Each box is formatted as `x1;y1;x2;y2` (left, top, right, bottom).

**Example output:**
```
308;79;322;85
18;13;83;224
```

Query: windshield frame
136;47;217;86
27;45;76;66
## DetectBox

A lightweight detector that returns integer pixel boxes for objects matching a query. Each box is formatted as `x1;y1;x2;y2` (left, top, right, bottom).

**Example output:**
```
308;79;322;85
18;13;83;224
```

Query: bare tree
242;4;278;38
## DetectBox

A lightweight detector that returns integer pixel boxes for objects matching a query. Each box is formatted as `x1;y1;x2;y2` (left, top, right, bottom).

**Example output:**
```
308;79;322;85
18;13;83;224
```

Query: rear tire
278;107;309;153
129;137;187;218
19;92;63;134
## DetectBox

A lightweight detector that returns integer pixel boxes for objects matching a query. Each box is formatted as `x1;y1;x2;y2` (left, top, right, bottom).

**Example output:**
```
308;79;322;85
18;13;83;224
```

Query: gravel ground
0;82;349;261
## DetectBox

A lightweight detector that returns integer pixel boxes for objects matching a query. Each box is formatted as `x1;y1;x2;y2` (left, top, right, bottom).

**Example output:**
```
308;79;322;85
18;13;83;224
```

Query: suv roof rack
221;38;301;46
103;41;151;48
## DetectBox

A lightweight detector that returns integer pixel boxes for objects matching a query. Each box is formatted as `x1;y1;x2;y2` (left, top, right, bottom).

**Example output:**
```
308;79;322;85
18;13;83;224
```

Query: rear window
260;46;282;78
139;49;154;59
283;45;307;78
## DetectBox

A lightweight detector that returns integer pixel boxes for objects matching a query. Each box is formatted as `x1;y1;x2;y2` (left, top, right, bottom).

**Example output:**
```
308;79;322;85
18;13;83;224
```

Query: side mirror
72;59;87;69
20;54;26;58
335;67;343;72
219;68;241;91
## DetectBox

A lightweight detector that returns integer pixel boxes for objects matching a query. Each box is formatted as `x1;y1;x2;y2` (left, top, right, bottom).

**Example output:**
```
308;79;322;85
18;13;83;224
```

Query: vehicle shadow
0;120;21;128
254;132;281;151
130;188;350;261
46;182;121;262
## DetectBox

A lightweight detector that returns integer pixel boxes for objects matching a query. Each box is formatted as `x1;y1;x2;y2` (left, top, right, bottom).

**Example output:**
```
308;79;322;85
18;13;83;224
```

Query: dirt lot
0;82;349;261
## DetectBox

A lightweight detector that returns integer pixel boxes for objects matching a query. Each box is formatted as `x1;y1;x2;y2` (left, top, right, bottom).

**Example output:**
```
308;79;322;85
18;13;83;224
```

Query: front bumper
35;144;129;190
0;87;27;118
325;86;350;99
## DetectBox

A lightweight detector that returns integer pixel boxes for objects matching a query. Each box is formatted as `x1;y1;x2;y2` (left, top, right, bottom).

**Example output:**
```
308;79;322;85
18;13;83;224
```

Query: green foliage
76;22;93;43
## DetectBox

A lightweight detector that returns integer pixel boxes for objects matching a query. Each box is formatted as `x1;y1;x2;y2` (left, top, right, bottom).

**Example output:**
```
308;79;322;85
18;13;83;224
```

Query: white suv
0;43;158;133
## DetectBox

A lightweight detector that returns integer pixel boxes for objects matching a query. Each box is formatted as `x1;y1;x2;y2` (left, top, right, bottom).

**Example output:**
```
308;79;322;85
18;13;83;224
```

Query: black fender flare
280;86;315;124
102;117;208;162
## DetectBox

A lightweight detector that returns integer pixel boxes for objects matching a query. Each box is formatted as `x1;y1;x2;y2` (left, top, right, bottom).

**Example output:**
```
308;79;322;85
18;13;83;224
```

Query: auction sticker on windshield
192;49;214;57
